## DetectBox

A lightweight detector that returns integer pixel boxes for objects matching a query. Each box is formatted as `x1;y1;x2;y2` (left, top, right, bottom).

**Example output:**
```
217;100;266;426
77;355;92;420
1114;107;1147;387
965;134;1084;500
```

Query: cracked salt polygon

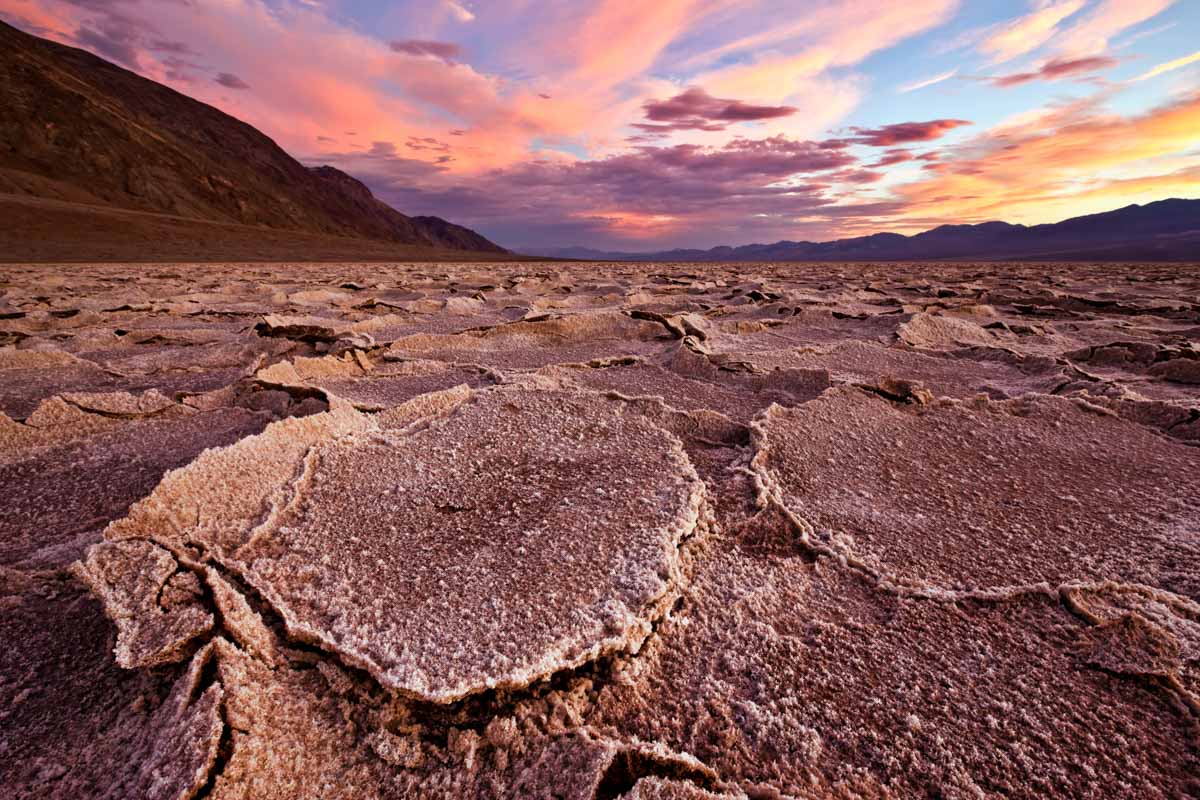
753;387;1200;595
92;386;706;703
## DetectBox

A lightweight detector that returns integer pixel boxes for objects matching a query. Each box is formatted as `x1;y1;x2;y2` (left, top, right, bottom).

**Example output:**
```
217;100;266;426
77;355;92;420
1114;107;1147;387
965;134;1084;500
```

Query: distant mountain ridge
0;20;505;255
529;199;1200;262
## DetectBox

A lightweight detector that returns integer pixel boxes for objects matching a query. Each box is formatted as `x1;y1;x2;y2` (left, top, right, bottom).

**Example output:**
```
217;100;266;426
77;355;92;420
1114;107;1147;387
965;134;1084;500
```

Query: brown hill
0;20;507;259
0;194;543;263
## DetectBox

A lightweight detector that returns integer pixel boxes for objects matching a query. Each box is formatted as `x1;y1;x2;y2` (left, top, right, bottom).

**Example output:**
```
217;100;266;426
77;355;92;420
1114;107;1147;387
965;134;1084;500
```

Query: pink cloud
317;133;866;247
989;55;1118;87
406;136;451;153
633;86;796;136
0;0;580;171
687;0;959;73
829;168;885;184
847;119;971;146
74;20;141;68
644;87;797;123
389;39;462;63
4;0;1188;252
215;72;250;90
546;0;709;87
979;0;1175;63
870;149;914;167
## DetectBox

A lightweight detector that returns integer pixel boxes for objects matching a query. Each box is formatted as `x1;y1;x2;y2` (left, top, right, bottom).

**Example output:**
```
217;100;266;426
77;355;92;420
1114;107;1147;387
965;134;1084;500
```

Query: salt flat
2;260;1198;799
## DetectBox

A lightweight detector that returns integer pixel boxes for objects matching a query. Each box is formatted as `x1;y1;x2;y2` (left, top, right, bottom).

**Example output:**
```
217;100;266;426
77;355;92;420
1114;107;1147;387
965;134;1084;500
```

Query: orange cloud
579;210;684;239
887;90;1200;226
564;0;709;87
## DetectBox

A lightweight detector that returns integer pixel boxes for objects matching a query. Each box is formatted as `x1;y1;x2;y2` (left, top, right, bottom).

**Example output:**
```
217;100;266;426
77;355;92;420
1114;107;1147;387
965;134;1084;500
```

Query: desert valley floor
1;260;1199;799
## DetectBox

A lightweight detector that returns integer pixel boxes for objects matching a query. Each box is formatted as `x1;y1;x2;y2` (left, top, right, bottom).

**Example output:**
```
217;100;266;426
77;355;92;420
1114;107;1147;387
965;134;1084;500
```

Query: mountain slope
0;193;545;263
0;20;505;255
529;199;1200;262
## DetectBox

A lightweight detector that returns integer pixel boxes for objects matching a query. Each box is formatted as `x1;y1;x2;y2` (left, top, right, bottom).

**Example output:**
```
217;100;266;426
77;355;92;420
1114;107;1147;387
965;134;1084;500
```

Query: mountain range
528;199;1200;262
0;20;507;262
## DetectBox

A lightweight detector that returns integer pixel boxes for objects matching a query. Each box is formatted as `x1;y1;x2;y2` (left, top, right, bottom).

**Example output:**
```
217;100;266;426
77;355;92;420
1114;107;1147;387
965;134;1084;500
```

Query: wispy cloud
980;0;1087;63
1114;21;1176;49
1136;49;1200;81
898;68;958;93
444;0;475;23
1055;0;1175;56
978;0;1177;64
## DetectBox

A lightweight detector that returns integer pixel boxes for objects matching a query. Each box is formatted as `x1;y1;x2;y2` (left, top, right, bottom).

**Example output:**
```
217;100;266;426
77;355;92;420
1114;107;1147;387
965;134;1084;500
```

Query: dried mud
1;260;1198;799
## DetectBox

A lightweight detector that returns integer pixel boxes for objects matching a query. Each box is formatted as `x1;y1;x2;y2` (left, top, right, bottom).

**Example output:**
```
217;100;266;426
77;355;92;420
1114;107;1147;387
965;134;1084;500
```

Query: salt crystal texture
4;260;1199;799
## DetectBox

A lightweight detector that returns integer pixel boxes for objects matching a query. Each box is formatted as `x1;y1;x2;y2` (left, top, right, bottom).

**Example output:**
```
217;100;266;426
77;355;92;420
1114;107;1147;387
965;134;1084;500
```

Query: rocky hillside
0;20;505;254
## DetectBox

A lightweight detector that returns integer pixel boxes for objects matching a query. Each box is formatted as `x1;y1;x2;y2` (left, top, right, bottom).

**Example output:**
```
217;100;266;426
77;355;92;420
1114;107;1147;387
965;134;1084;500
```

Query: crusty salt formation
752;387;1200;596
536;341;831;423
588;550;1200;797
3;260;1199;799
73;539;213;668
256;351;498;411
93;386;706;702
382;309;674;369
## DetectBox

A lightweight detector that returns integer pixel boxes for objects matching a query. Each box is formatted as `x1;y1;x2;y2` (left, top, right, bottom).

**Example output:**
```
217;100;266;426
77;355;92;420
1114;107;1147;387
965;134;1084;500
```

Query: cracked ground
1;260;1199;799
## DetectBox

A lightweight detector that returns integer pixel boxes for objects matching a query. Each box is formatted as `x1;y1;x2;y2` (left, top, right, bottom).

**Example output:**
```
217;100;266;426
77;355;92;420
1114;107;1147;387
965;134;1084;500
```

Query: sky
2;0;1198;250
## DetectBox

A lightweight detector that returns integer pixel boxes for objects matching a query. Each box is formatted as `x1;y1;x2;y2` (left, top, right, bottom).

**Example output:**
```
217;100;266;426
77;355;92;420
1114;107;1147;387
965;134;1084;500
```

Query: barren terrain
2;260;1198;799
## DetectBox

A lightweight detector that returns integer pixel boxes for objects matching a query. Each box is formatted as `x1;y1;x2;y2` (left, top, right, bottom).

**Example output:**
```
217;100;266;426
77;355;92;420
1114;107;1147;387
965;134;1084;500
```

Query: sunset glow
3;0;1196;249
